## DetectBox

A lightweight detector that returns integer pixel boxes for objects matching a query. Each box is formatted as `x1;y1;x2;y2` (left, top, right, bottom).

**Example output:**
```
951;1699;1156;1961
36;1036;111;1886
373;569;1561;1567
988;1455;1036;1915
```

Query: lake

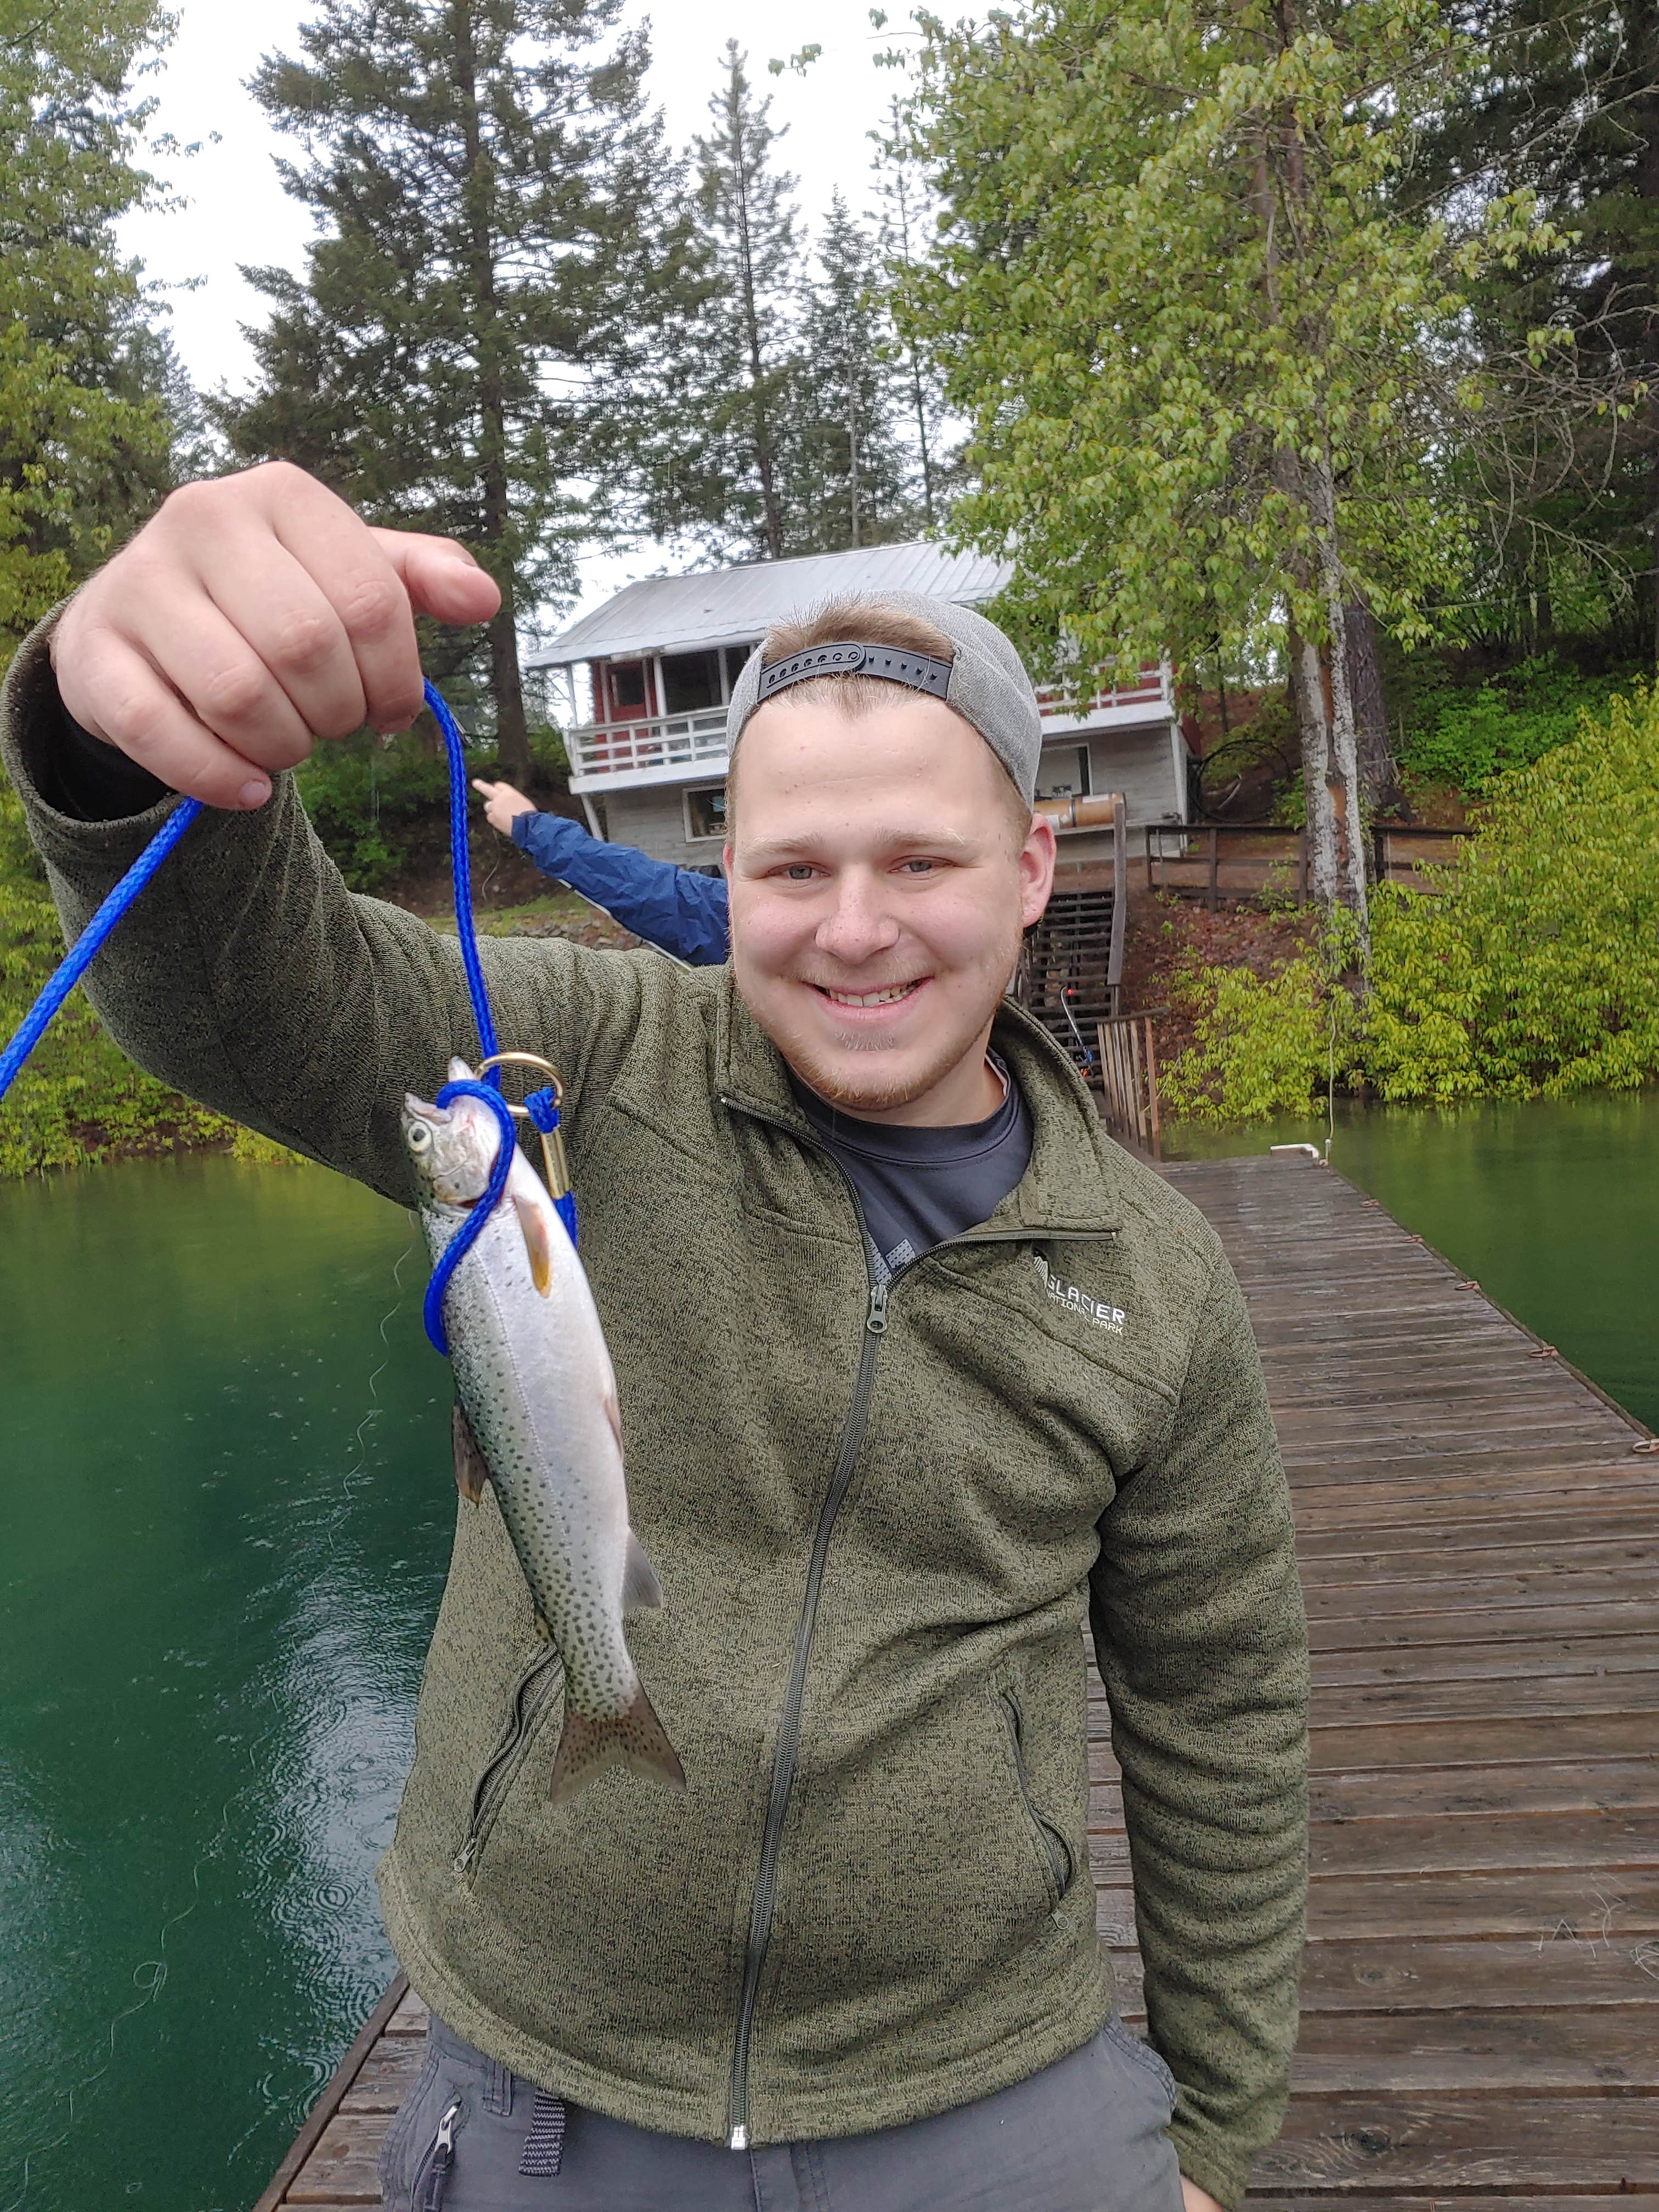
2;1090;1656;2208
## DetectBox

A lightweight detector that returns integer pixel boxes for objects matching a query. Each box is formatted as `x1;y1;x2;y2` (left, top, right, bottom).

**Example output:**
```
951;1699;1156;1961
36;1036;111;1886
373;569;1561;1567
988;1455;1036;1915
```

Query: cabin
526;541;1191;870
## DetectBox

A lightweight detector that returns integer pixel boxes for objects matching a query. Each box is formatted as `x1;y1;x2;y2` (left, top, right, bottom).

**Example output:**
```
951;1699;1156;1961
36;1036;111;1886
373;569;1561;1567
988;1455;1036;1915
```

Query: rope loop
421;1079;519;1357
424;678;500;1085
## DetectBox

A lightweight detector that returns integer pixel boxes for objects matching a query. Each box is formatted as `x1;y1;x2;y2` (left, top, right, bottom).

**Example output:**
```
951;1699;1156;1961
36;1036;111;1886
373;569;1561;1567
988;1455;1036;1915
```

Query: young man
471;777;730;964
3;462;1308;2212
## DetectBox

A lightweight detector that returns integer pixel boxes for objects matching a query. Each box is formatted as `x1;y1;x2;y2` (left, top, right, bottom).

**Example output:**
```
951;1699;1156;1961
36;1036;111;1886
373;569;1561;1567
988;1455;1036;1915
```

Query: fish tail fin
549;1682;687;1807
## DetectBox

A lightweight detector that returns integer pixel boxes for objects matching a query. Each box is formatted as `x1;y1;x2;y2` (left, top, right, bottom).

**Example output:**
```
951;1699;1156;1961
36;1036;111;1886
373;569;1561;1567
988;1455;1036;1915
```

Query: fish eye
408;1124;432;1150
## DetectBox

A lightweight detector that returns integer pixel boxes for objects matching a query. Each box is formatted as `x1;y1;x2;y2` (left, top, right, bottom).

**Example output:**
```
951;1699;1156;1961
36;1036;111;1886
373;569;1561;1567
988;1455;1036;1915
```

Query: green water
0;1156;449;2212
2;1095;1656;2209
1169;1085;1659;1434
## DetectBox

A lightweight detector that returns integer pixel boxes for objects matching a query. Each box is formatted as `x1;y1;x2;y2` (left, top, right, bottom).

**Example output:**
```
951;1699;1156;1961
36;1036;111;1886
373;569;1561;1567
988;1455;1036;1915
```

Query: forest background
3;0;1658;1170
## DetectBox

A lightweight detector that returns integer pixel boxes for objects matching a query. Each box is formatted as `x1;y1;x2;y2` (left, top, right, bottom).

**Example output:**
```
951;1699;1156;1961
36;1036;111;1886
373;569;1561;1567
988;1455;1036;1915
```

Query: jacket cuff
2;605;174;840
1172;2119;1250;2211
510;810;537;848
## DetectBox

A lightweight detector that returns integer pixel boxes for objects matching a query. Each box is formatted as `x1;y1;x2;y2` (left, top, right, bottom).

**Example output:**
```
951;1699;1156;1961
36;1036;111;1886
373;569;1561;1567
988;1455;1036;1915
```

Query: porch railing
1143;821;1474;907
568;709;729;783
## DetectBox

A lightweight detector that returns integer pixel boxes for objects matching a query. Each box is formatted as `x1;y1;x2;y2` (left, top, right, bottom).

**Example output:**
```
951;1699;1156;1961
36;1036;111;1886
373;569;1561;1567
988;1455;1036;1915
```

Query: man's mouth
810;980;924;1009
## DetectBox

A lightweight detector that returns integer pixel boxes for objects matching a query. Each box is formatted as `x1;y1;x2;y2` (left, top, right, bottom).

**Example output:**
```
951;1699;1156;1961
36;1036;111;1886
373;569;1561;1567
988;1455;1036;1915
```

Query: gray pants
377;2012;1184;2211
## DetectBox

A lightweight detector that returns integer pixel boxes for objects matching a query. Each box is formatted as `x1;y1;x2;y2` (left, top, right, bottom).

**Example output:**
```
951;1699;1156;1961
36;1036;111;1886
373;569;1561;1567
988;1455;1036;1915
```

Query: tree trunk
1289;624;1340;909
1307;445;1370;945
1346;598;1398;815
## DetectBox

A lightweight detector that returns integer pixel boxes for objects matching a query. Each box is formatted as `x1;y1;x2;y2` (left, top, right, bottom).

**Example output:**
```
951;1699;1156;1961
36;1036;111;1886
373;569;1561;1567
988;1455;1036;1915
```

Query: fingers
49;461;501;810
375;529;501;628
60;627;275;811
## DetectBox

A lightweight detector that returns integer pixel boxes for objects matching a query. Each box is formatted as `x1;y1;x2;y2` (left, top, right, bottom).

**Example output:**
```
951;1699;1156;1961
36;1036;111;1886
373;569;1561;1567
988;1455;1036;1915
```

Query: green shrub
0;786;236;1176
295;722;569;891
1399;654;1624;795
1366;684;1659;1099
1165;681;1659;1120
1160;955;1339;1122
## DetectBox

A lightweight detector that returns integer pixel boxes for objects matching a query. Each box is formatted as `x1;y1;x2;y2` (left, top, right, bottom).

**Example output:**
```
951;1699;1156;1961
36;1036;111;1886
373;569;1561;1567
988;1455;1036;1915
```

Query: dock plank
261;1153;1659;2205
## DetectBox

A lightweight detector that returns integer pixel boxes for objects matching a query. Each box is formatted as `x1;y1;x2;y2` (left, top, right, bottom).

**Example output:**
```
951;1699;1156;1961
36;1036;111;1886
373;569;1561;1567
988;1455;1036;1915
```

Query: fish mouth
403;1093;452;1127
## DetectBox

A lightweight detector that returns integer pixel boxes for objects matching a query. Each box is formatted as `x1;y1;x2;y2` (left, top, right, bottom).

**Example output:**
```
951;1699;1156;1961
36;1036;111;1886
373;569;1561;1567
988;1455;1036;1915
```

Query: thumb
373;528;501;626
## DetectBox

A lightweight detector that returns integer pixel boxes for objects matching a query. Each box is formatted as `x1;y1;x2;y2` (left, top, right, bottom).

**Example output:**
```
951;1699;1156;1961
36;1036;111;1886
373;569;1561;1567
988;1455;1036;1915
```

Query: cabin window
684;784;729;842
610;661;650;714
1035;744;1091;802
662;650;722;715
723;642;759;693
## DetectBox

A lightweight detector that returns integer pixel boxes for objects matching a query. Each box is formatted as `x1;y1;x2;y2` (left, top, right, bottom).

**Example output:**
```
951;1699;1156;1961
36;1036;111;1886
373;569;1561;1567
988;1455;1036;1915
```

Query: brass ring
476;1050;565;1119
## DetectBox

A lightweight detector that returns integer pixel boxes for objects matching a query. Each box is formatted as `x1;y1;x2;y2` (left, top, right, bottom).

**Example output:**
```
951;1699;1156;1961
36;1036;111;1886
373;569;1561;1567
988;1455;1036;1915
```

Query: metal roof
527;541;1013;667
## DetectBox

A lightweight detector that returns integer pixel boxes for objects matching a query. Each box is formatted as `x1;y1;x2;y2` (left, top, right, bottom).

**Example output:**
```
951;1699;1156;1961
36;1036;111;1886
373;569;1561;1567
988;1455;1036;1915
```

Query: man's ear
1019;811;1058;929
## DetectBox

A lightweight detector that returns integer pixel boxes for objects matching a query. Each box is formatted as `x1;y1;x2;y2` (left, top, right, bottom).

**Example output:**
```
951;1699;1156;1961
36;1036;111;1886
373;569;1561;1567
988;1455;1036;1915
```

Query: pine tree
795;193;910;550
1414;4;1659;661
217;0;686;783
0;0;180;662
870;96;951;532
637;42;806;562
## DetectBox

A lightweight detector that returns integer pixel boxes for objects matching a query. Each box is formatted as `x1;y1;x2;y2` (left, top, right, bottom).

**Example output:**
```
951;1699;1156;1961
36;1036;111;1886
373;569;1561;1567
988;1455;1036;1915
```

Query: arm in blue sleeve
510;810;729;967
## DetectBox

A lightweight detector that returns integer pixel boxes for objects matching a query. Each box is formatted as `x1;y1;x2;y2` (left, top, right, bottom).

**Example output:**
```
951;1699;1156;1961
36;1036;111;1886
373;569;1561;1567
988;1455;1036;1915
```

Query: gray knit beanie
724;592;1043;804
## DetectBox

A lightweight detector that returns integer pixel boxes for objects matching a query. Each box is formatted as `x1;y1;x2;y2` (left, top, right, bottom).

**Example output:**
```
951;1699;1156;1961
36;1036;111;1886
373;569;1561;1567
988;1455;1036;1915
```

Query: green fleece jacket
3;618;1308;2207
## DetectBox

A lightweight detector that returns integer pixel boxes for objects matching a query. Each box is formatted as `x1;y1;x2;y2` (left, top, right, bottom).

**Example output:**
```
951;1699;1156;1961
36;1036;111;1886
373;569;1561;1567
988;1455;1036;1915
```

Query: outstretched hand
472;778;535;836
50;460;501;810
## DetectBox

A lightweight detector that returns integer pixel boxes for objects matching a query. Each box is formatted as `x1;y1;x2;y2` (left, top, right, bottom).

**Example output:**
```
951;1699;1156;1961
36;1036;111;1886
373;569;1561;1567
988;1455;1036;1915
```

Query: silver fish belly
405;1070;683;1805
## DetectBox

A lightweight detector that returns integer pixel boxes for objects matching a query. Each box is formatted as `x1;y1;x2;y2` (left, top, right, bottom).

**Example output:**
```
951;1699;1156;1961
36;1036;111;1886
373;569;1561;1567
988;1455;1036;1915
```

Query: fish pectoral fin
549;1681;686;1807
514;1191;555;1296
622;1529;664;1611
452;1401;491;1506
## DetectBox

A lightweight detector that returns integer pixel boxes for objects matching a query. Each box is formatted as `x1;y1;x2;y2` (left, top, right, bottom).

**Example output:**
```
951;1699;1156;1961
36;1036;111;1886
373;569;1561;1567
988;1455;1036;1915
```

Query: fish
402;1058;685;1806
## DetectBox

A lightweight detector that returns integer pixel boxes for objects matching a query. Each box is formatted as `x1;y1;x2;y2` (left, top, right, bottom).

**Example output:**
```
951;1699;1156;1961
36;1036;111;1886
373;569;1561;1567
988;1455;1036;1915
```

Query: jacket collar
714;971;1123;1237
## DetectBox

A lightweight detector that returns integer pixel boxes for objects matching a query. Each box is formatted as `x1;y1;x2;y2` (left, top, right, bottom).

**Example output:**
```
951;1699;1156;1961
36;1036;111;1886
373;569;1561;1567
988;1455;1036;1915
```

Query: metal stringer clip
476;1049;572;1203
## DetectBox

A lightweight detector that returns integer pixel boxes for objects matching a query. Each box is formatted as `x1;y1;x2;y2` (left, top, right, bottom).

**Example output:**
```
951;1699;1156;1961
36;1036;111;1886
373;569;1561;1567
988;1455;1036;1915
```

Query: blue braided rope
423;678;500;1084
421;1079;520;1356
0;794;203;1105
0;679;572;1351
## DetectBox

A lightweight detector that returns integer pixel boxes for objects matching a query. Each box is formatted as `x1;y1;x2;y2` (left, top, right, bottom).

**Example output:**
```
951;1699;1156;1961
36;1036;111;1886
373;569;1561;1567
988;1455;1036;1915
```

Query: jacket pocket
453;1642;565;1882
998;1684;1074;1911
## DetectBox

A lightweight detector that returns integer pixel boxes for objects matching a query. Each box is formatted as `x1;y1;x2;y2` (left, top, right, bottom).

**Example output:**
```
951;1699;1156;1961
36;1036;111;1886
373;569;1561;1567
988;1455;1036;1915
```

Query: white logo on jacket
1032;1253;1126;1335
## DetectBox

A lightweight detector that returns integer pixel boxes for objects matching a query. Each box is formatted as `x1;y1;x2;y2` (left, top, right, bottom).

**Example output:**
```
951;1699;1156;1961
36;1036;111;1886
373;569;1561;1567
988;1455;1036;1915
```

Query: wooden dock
259;1153;1659;2207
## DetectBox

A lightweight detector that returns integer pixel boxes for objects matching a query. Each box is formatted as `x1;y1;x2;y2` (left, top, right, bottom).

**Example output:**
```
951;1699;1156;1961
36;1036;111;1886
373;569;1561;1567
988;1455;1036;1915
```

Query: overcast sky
119;2;916;625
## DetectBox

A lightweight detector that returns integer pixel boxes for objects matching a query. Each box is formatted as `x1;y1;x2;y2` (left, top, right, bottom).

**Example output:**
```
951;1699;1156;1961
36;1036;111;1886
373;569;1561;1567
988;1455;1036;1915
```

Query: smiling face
724;695;1056;1126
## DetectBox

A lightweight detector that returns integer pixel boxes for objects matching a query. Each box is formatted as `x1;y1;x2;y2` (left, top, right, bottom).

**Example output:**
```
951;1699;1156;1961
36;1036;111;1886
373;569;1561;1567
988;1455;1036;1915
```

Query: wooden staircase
1017;794;1127;1071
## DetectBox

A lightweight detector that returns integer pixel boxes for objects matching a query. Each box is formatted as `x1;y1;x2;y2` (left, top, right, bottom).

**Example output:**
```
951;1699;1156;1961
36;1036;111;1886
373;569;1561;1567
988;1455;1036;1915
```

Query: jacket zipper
454;1645;565;1878
726;1249;893;2148
999;1687;1072;1905
715;1090;1119;2151
414;2097;462;2210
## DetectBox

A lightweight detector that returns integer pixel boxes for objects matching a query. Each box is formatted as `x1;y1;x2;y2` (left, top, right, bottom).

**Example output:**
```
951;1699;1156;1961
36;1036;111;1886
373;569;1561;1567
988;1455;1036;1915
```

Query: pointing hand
472;779;536;837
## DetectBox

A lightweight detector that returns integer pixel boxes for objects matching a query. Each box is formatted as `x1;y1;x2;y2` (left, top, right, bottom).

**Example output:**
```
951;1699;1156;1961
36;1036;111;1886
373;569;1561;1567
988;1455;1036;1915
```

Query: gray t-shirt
792;1056;1033;1284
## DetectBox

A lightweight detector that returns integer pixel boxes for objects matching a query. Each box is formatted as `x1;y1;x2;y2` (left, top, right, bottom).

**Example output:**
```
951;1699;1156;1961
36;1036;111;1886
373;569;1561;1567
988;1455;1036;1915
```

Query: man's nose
815;873;901;964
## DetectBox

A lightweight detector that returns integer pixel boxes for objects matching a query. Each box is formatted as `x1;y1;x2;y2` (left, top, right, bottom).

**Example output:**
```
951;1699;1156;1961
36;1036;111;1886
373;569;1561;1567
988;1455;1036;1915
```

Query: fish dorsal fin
452;1400;491;1505
602;1386;624;1456
622;1529;664;1611
514;1190;555;1296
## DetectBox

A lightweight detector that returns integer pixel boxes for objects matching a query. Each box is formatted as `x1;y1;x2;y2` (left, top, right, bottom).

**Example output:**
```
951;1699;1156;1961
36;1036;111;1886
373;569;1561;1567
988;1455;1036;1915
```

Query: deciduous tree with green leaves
218;0;685;786
0;0;180;663
896;0;1548;930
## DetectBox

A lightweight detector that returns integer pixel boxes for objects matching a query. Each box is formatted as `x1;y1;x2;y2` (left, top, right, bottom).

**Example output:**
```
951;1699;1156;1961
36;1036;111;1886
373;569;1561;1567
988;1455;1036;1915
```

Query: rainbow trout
403;1060;685;1806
